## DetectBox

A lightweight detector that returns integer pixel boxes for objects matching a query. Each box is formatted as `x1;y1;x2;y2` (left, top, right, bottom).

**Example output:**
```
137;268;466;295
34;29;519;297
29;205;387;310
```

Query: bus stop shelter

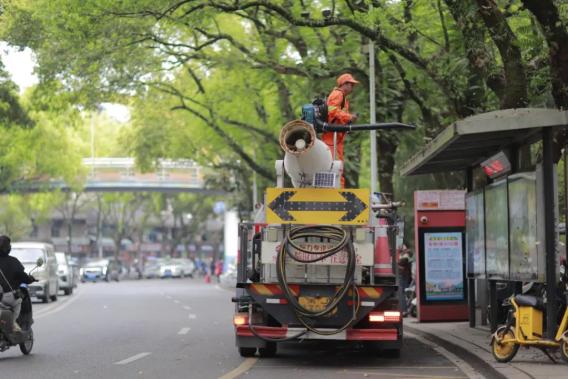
401;108;568;337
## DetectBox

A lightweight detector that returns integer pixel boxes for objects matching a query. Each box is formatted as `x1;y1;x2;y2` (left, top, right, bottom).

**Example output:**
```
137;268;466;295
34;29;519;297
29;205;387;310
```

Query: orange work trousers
321;131;346;188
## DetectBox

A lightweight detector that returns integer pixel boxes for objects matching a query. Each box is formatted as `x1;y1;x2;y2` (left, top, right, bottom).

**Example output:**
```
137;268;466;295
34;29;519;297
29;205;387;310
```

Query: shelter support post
543;127;558;339
466;167;476;328
468;279;476;328
489;280;498;333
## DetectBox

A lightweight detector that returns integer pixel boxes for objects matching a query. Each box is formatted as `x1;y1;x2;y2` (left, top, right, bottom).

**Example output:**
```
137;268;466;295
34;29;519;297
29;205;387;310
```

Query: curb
405;325;529;379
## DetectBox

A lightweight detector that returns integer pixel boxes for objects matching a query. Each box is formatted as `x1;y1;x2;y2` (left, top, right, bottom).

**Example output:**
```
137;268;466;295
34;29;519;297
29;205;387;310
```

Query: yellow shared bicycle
491;261;568;363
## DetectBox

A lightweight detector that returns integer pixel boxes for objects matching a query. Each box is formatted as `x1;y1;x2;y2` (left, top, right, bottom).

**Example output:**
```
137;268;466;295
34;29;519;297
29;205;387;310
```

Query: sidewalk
405;319;567;379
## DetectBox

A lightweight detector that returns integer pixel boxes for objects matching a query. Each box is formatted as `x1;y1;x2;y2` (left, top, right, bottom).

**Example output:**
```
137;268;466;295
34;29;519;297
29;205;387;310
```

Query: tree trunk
522;0;568;108
377;135;397;197
444;0;496;114
474;0;528;108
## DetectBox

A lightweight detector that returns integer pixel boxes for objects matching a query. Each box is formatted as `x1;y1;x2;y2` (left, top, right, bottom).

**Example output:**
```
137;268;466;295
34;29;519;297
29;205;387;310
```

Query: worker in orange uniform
322;73;360;188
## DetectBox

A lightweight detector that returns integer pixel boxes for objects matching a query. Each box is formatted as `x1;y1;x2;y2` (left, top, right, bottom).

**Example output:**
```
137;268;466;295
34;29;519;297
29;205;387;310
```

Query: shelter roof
401;108;568;176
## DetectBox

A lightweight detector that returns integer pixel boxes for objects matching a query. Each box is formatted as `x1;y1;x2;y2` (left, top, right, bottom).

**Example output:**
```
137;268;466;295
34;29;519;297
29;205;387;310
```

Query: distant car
159;259;185;278
80;259;108;282
174;258;195;278
67;257;80;288
143;262;161;279
104;259;122;282
11;242;59;303
55;252;75;295
219;264;237;288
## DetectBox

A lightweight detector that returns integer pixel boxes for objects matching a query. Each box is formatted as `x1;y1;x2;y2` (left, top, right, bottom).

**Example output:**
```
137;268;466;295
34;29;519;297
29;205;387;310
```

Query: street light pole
369;40;378;194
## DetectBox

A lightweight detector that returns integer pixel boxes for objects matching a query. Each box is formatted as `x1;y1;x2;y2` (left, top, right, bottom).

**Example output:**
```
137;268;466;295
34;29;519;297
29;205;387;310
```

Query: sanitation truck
233;105;414;357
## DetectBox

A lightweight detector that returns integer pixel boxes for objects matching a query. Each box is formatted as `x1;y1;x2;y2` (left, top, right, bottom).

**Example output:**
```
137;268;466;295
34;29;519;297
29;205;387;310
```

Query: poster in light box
485;180;509;279
508;173;538;281
466;191;485;278
424;232;465;301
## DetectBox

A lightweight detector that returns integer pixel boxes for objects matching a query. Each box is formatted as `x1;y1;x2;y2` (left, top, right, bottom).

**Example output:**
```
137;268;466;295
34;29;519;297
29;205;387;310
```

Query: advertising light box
423;231;465;302
508;173;539;281
466;191;485;278
485;180;509;280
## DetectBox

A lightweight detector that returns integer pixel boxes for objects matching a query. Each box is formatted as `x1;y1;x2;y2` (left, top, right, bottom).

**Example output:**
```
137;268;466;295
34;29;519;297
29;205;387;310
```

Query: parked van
11;242;59;303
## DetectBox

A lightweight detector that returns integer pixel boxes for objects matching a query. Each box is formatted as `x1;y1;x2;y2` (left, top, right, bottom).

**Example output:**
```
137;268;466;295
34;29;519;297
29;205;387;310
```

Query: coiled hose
276;225;360;335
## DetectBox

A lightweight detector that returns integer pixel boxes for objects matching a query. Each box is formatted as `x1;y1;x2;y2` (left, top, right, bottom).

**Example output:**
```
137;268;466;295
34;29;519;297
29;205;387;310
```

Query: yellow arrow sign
265;188;370;225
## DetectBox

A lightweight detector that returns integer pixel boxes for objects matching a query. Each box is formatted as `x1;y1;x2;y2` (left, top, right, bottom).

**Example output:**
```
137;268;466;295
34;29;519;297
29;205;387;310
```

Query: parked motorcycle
0;257;43;355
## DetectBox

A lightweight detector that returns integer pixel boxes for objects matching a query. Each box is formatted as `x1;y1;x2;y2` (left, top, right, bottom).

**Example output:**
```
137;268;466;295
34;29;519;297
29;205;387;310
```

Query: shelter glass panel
485;179;509;279
508;173;539;281
466;191;485;278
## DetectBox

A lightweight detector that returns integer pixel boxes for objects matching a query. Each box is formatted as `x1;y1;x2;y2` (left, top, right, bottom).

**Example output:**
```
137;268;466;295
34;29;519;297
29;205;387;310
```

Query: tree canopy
0;0;566;214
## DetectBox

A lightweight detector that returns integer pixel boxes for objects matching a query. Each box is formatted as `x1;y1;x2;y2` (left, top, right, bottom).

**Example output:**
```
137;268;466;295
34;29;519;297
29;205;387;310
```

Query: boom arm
315;120;416;133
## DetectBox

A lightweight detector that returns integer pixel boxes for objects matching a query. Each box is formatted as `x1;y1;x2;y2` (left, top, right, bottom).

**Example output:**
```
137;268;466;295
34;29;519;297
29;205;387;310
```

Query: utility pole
252;151;258;212
369;40;378;194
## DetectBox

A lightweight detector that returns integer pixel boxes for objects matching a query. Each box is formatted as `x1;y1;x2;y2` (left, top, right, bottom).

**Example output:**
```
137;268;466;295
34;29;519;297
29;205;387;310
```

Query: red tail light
233;313;248;326
369;311;401;323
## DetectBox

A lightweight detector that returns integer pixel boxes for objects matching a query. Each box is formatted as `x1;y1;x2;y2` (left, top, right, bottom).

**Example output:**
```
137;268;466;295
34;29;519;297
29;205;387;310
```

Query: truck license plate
298;296;336;315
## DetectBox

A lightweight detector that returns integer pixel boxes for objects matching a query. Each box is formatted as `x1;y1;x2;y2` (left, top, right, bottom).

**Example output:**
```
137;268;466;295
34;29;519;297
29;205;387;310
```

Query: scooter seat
514;295;545;310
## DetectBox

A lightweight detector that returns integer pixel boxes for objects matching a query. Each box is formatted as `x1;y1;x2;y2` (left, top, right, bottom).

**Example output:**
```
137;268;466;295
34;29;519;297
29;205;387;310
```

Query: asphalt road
0;279;473;379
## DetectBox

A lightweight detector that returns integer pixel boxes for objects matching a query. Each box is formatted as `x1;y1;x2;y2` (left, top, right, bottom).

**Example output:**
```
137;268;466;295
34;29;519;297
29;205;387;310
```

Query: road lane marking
178;327;191;335
166;296;172;299
34;288;81;316
36;291;83;320
114;352;152;365
188;314;197;319
183;306;191;310
174;300;180;304
405;331;483;379
218;358;258;379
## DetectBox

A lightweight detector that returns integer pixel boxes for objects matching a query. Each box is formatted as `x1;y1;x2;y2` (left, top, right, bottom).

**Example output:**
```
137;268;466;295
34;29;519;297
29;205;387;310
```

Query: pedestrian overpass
11;158;218;193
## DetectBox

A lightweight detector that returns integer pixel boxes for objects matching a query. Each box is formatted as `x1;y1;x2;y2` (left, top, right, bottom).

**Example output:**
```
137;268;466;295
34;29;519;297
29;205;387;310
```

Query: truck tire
258;342;277;358
64;287;73;295
238;347;256;357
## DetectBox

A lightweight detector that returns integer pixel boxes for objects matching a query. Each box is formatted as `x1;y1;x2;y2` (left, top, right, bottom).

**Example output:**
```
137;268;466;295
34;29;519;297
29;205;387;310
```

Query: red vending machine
414;190;468;322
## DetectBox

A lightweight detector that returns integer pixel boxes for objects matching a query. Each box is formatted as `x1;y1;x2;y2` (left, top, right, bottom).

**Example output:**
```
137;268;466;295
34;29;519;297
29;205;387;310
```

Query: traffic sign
265;188;369;225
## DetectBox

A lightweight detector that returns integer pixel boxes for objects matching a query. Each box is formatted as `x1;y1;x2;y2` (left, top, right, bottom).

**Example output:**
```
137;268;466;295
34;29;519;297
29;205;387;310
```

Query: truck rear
232;114;411;358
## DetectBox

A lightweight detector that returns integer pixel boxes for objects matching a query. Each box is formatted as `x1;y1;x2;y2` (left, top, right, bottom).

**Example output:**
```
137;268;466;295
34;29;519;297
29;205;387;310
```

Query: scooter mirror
36;257;44;267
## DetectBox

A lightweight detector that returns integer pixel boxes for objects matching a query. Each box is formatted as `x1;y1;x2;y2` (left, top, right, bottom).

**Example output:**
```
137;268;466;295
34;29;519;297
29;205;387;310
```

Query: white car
174;258;195;278
159;258;194;279
55;252;75;295
11;242;59;303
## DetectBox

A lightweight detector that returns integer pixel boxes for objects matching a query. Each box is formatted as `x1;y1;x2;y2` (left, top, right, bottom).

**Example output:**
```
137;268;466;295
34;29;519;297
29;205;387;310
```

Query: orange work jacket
321;88;353;187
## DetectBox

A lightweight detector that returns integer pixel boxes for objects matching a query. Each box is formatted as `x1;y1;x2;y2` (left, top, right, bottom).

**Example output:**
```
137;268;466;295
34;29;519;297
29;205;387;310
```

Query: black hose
277;226;355;318
248;225;360;340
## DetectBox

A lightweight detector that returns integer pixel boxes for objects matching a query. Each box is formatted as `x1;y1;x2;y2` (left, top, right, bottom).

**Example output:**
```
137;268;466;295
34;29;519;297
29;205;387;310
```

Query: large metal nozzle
280;120;316;155
280;120;334;188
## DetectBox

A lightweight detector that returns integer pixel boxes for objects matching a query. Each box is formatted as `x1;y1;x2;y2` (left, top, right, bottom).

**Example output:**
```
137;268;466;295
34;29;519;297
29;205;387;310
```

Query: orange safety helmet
337;73;360;86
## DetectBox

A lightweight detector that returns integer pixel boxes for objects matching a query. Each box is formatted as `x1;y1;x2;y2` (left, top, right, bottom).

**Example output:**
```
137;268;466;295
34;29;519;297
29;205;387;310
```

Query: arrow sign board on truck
266;188;369;225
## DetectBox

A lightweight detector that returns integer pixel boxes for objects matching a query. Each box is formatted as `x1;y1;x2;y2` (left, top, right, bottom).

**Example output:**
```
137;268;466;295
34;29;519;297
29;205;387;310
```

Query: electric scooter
404;280;417;318
491;260;568;363
0;257;43;355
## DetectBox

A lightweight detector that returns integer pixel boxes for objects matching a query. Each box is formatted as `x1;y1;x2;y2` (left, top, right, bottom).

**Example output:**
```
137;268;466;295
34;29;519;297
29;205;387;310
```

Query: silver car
55;252;75;295
11;242;59;303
